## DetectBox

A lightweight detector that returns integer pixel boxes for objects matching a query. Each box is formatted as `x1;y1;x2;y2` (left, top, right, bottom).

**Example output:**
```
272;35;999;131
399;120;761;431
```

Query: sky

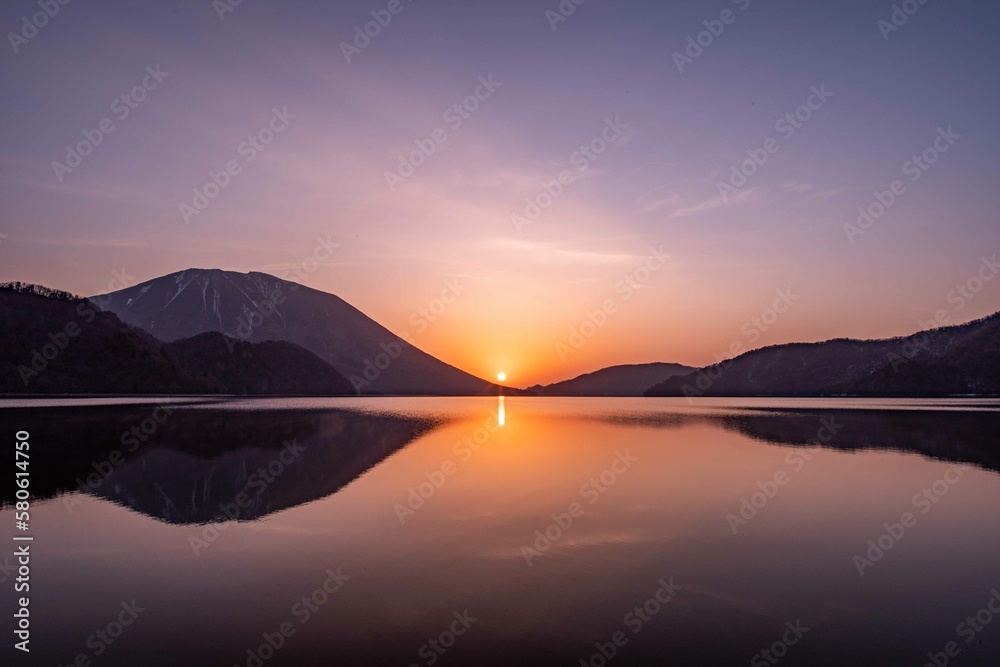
1;0;999;386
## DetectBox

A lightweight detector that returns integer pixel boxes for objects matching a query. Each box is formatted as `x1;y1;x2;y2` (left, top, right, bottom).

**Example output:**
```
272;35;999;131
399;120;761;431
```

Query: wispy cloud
484;237;645;265
669;187;759;219
638;191;680;214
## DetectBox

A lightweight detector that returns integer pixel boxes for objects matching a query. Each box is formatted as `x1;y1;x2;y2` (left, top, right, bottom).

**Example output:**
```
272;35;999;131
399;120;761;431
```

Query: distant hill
0;284;354;395
162;332;355;396
646;312;1000;397
531;362;695;396
94;269;506;396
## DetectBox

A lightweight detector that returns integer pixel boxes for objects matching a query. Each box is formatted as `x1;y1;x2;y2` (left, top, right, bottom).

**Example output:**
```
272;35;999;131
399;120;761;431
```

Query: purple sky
2;0;998;384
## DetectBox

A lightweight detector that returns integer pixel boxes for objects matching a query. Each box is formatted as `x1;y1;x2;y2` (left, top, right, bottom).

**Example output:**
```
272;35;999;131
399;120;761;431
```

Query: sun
496;372;506;383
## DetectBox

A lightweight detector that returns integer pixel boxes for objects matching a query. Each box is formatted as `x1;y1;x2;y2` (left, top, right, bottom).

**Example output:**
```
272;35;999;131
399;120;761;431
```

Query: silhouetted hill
0;284;355;396
163;332;355;396
646;312;1000;397
0;284;223;394
95;269;509;396
531;362;695;396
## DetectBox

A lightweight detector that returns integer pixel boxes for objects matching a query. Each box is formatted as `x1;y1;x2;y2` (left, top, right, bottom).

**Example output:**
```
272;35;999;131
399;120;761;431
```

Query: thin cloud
669;187;759;219
485;237;646;265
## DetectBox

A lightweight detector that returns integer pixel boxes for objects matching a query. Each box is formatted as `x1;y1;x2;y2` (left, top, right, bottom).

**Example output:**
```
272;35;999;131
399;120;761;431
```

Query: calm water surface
2;397;1000;666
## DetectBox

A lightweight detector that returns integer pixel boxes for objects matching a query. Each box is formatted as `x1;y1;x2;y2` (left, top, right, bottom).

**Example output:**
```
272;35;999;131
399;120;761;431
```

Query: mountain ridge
645;310;1000;397
5;273;997;397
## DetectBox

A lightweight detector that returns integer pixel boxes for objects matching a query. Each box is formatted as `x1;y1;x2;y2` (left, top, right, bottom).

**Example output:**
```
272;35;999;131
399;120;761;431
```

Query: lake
2;397;1000;666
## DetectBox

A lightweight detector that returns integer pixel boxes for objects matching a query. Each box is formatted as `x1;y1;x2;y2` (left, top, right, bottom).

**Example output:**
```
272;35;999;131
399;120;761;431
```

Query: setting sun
497;372;507;382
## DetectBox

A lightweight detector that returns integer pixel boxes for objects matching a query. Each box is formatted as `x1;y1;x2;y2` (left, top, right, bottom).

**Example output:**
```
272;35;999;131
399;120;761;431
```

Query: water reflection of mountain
6;402;999;525
597;407;1000;474
1;404;444;523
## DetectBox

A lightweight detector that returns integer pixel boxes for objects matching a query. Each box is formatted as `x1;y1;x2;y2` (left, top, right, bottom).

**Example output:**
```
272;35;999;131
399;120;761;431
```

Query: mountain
0;283;222;394
162;332;355;396
94;269;505;396
531;362;695;396
0;283;354;395
646;311;1000;397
